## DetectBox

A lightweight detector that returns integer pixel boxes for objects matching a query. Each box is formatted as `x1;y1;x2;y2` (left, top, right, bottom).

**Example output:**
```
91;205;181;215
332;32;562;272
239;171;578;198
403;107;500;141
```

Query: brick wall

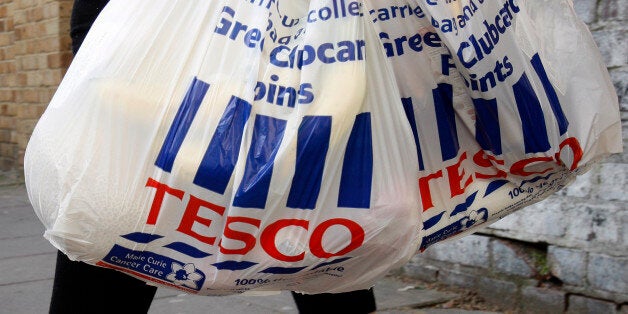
0;0;72;172
402;1;628;312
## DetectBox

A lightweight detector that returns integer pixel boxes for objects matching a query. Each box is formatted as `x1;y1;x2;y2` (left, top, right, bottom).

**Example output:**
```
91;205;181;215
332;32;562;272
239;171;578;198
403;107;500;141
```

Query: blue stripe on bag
530;53;569;135
311;257;352;269
212;260;258;271
163;242;212;258
287;116;331;209
473;98;502;155
338;112;372;209
513;73;551;153
233;115;287;209
433;83;459;161
402;97;425;170
155;77;209;172
259;266;308;274
193;96;252;193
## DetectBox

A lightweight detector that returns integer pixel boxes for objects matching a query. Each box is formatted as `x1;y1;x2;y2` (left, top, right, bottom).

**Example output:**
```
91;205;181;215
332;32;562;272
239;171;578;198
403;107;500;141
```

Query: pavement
0;176;501;314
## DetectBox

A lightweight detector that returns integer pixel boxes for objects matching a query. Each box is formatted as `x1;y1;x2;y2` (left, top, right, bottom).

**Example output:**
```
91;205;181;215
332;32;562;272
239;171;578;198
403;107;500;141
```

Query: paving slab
374;278;458;311
0;280;55;314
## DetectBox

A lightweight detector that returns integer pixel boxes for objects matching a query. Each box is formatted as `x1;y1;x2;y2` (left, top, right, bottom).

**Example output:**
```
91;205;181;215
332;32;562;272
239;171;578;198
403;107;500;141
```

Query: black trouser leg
49;250;157;314
291;288;377;314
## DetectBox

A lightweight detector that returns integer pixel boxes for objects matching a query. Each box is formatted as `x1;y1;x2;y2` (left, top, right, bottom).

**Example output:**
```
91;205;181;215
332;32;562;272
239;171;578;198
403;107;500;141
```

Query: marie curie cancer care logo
99;244;206;292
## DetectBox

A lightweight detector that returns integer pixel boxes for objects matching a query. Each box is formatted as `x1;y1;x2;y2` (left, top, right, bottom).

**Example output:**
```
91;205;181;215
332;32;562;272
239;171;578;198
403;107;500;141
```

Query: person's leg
291;288;377;314
70;0;110;54
49;250;157;314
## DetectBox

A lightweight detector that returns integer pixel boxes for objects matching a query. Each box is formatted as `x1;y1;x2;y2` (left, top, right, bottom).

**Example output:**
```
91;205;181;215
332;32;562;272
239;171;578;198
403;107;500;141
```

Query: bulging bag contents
25;1;422;295
24;0;621;295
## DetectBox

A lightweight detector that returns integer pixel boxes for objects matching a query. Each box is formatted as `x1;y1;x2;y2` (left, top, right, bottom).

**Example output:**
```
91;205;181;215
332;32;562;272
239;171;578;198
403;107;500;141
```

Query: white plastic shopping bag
24;0;621;295
368;0;622;250
25;1;422;295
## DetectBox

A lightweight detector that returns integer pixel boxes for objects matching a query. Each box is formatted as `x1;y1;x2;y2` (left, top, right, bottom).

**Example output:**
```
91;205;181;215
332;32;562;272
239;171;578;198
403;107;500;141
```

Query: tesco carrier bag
24;0;423;295
368;0;622;249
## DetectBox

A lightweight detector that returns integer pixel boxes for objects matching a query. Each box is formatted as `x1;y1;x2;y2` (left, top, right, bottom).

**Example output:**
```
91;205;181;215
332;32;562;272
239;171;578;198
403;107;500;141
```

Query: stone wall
401;1;627;313
0;0;72;172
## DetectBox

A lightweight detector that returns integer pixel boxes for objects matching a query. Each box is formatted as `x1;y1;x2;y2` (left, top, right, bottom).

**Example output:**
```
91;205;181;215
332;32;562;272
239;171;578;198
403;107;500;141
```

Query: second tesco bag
24;1;423;295
24;0;622;295
370;0;622;249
